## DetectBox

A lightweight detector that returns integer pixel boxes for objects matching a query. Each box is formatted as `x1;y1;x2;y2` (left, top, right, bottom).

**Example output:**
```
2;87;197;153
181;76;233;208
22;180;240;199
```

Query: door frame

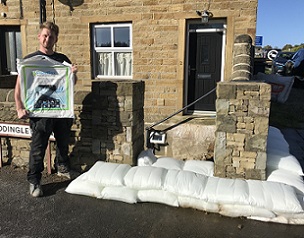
184;20;226;115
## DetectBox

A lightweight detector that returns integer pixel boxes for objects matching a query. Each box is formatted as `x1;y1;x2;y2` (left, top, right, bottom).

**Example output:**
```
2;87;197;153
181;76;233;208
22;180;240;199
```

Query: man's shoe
29;183;43;197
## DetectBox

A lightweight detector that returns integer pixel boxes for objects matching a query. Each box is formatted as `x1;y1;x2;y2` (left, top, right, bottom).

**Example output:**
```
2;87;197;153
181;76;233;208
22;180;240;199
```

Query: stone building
0;0;265;176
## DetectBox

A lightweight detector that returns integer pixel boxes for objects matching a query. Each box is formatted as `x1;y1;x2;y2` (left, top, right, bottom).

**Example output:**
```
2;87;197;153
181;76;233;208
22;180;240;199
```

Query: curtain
115;52;132;76
98;52;112;76
98;52;132;76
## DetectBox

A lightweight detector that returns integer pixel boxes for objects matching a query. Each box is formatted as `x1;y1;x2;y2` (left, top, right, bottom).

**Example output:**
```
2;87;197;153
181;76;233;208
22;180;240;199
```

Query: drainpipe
40;0;46;24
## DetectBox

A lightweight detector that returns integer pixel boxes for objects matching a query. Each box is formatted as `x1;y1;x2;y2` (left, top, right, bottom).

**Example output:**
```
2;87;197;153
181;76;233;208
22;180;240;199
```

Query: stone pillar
231;34;253;81
91;80;145;165
214;81;271;180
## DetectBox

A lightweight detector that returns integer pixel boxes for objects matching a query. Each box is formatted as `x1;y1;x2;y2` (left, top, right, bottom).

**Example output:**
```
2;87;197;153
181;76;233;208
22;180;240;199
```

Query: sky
256;0;304;49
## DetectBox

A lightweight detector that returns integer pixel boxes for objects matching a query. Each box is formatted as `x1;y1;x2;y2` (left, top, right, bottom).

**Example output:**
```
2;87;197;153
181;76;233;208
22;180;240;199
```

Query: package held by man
17;55;74;118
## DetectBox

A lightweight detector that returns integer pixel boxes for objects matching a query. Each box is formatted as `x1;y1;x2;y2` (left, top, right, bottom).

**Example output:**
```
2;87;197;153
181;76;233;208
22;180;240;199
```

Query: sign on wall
255;35;263;46
0;122;55;140
0;123;31;138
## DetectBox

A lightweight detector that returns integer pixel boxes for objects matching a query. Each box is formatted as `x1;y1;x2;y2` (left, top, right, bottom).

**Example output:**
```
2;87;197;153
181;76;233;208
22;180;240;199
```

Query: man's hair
40;21;59;37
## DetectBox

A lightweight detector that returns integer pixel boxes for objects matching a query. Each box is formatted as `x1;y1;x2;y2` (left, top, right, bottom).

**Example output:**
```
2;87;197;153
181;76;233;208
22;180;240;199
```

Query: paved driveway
0;165;303;238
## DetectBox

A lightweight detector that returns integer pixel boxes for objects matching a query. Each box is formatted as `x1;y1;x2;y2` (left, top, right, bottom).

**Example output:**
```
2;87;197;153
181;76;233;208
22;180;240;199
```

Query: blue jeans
27;118;73;185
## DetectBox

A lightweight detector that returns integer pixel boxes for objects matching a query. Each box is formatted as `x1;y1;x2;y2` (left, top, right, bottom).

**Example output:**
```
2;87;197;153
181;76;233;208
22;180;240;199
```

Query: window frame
92;22;133;79
0;25;22;76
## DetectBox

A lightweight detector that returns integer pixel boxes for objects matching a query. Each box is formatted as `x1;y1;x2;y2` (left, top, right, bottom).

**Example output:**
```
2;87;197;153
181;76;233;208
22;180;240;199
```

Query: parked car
287;48;304;77
271;51;295;74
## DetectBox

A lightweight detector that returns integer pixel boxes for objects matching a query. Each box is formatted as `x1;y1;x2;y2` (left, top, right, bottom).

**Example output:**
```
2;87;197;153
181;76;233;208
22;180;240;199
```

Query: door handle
188;66;196;75
197;74;212;80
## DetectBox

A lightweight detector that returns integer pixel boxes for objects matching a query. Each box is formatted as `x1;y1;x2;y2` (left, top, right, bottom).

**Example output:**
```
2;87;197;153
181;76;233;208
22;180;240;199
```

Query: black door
187;31;223;112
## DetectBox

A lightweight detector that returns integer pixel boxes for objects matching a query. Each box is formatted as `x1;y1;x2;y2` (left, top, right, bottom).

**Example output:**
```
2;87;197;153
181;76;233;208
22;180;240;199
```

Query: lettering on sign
0;123;31;138
0;123;55;140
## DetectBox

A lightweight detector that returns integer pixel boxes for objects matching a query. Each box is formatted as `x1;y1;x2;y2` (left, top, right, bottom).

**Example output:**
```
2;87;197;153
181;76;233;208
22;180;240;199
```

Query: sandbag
99;186;138;204
152;157;185;170
183;160;214;177
65;173;104;198
137;190;179;207
137;149;158;166
247;180;303;214
267;169;304;195
164;170;208;199
124;166;167;190
83;161;131;186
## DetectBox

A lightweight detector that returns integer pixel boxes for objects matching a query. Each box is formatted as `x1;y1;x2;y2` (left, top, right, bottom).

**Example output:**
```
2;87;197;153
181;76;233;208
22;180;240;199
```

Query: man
14;21;78;197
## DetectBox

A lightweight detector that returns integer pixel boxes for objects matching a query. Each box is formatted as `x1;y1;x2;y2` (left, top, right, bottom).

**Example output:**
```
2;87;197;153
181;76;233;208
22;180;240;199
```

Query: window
92;23;132;79
0;26;22;75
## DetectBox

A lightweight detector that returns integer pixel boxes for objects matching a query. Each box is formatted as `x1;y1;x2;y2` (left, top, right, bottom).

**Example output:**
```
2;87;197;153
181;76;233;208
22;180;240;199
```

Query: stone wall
214;82;271;180
145;118;216;161
214;33;272;180
0;80;144;171
91;80;145;166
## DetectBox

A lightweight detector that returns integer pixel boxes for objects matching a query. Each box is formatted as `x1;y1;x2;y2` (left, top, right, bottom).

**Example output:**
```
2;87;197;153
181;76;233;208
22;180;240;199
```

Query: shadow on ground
270;80;304;129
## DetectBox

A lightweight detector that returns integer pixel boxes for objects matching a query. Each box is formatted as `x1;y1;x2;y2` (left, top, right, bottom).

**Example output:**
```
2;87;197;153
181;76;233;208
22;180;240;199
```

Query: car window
277;52;294;60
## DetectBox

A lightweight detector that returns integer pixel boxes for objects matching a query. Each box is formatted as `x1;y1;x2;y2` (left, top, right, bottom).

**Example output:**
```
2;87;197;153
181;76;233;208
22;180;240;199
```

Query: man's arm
72;64;78;84
14;75;28;119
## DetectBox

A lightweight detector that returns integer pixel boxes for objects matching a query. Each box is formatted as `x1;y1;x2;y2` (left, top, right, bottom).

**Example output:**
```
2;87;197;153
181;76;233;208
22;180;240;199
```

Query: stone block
214;164;226;178
216;99;229;115
254;117;269;135
92;139;101;154
214;148;233;164
217;83;236;99
232;64;252;73
245;169;265;180
255;152;267;170
232;55;252;66
214;131;226;151
237;83;260;92
216;114;237;133
245;134;267;151
231;71;251;81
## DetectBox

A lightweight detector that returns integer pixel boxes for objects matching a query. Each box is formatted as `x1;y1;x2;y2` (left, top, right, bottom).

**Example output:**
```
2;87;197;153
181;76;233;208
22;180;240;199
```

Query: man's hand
72;64;78;74
17;108;29;119
71;64;78;84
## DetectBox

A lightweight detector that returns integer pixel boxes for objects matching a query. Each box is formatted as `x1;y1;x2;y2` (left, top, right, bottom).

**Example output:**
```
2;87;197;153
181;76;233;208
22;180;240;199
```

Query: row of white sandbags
65;126;304;224
264;126;304;224
66;161;304;224
137;126;304;197
138;149;214;176
266;127;304;198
